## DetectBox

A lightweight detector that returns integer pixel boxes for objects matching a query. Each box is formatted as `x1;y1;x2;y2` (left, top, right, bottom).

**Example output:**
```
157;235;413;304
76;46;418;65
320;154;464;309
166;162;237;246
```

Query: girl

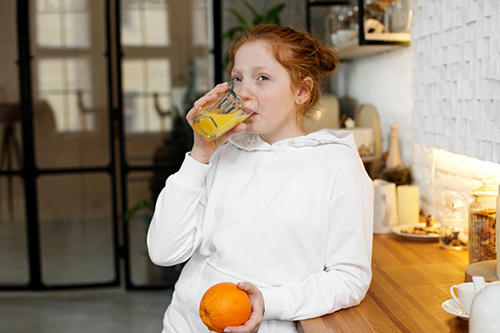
147;24;374;333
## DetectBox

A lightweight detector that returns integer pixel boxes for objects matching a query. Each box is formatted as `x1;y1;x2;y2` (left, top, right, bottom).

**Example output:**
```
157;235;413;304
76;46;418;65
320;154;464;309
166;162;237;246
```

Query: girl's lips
248;113;257;118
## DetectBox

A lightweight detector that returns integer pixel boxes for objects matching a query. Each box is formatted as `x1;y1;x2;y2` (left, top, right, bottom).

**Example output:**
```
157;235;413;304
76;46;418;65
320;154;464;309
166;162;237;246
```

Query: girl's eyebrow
232;66;275;74
253;66;274;73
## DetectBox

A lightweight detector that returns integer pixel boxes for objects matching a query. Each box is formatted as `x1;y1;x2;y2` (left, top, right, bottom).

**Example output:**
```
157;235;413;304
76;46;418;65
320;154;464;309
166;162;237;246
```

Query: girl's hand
209;282;265;333
187;82;247;164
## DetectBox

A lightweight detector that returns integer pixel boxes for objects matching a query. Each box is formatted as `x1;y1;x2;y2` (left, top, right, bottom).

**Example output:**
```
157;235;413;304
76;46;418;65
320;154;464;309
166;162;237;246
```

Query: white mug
373;179;398;234
450;282;476;314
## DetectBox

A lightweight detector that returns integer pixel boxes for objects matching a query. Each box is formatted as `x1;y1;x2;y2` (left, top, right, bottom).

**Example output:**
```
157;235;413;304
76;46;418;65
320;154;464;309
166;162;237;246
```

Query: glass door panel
32;0;110;169
122;58;172;167
121;0;213;167
0;0;28;286
0;105;22;173
38;173;114;285
0;176;28;285
29;0;118;288
121;0;172;168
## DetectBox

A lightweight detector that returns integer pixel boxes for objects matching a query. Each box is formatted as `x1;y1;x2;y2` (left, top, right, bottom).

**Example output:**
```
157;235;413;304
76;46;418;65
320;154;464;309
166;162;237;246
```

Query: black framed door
0;0;218;290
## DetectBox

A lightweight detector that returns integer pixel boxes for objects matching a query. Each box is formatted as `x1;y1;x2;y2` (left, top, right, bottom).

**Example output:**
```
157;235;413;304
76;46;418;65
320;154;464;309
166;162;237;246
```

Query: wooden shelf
333;32;410;60
308;0;350;5
365;32;410;42
306;0;411;60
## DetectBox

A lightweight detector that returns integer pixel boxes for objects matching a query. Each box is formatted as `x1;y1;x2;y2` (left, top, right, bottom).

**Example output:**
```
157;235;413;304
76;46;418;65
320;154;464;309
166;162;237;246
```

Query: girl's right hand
186;82;247;164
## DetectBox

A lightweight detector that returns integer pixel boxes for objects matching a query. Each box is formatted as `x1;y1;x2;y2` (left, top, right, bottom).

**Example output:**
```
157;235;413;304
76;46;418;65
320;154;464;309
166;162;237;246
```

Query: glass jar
496;185;500;278
440;200;468;250
468;179;498;264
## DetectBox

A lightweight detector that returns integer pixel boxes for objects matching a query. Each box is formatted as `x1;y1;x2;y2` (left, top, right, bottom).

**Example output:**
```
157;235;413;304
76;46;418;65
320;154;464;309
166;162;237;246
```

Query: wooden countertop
297;234;469;333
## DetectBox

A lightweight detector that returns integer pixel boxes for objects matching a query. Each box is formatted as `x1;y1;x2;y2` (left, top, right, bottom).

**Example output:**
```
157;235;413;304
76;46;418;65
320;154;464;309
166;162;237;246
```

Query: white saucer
442;299;469;320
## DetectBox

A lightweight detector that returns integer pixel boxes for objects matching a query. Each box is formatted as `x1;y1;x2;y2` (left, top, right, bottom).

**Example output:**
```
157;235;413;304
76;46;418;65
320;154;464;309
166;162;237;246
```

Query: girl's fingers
194;82;228;106
193;92;217;108
186;105;201;124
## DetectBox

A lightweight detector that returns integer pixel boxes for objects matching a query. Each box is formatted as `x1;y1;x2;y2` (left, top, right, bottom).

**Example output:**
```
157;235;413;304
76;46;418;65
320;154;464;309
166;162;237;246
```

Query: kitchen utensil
193;80;256;141
373;179;397;233
441;299;469;319
450;276;485;314
469;277;500;332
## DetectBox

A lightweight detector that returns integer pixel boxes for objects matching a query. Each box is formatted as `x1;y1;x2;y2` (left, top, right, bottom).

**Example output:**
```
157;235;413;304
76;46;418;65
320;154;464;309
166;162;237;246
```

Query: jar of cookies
439;200;468;250
468;179;498;264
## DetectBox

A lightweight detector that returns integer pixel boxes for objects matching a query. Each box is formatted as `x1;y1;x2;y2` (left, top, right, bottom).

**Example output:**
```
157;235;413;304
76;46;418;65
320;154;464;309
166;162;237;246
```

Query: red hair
227;24;339;125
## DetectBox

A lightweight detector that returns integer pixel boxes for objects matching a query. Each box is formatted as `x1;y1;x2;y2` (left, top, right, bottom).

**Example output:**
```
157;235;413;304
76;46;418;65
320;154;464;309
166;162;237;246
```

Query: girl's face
231;40;307;144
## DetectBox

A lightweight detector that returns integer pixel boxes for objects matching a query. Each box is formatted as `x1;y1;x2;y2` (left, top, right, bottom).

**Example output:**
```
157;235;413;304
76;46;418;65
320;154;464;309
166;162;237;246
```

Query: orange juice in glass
193;81;255;141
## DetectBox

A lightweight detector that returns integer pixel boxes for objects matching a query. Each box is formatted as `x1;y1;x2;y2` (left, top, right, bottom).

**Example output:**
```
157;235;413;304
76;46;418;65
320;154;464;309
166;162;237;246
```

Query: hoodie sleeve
146;153;211;266
260;178;374;321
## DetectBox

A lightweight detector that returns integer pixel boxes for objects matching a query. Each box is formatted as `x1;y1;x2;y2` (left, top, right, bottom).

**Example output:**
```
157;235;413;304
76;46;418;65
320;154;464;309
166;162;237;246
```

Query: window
34;0;95;132
33;0;213;134
121;0;213;134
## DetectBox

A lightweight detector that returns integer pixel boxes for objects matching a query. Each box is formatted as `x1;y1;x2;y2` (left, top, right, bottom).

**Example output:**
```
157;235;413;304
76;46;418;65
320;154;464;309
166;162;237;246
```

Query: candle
397;185;420;225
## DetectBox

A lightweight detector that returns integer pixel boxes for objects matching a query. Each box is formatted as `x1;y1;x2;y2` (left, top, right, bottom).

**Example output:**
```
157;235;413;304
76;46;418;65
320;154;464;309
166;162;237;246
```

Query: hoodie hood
228;129;359;153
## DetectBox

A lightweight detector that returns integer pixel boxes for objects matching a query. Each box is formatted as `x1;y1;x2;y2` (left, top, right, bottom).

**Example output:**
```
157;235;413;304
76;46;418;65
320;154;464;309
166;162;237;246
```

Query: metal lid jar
468;179;499;264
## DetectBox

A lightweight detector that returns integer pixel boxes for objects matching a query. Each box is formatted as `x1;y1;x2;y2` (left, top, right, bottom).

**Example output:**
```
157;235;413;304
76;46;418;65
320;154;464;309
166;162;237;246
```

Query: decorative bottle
385;124;405;170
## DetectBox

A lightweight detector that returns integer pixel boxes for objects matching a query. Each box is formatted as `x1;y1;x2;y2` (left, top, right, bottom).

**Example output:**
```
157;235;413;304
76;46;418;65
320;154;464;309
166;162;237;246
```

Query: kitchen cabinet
306;0;410;60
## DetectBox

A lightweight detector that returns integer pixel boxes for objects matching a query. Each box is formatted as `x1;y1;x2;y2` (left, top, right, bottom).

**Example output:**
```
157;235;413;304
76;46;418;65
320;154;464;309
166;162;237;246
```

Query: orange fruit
199;282;252;332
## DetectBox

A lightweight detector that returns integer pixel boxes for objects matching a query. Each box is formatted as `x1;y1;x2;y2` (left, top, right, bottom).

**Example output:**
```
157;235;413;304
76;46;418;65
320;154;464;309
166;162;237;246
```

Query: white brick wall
412;0;500;163
335;0;500;217
412;142;500;221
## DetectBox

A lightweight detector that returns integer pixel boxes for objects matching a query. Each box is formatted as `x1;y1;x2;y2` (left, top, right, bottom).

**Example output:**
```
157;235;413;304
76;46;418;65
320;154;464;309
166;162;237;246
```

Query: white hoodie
147;129;374;333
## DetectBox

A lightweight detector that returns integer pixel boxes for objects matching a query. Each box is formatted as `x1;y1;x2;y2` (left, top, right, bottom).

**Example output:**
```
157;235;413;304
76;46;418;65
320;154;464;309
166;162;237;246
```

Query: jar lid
472;177;500;196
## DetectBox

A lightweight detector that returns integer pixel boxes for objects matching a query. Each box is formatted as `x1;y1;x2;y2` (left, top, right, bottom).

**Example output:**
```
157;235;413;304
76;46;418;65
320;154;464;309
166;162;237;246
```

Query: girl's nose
235;81;255;103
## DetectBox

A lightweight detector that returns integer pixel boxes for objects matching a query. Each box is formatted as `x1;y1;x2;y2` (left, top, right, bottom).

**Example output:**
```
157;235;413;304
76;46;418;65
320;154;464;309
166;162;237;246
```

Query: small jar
440;200;468;250
468;179;498;264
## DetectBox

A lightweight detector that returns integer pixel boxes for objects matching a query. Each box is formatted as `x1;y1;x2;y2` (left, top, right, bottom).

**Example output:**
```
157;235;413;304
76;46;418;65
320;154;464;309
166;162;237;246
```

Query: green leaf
241;0;259;19
223;0;286;43
122;199;153;224
252;14;264;26
228;8;248;26
223;26;243;40
263;3;286;24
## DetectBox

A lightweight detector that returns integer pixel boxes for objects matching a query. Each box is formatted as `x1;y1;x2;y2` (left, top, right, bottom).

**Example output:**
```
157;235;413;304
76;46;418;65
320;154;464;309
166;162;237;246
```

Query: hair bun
317;45;339;76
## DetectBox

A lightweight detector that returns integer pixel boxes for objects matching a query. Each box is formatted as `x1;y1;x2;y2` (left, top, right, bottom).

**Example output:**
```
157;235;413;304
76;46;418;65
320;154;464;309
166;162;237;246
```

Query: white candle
397;185;420;225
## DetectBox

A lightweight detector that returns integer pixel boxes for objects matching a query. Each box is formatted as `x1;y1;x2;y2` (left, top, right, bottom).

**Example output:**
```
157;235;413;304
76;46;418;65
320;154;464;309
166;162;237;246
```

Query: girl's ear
295;77;313;105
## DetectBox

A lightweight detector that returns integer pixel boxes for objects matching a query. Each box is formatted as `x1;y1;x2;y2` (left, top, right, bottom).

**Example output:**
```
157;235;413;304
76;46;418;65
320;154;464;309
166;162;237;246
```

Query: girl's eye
258;75;269;81
232;77;242;82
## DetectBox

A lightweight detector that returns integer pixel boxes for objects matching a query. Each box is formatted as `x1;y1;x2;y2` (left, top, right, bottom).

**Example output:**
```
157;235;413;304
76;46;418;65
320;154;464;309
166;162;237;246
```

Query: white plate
442;298;469;320
392;223;440;241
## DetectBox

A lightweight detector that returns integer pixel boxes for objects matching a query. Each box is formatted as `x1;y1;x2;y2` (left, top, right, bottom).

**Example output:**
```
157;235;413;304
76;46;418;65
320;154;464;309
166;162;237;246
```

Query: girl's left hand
210;282;265;333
